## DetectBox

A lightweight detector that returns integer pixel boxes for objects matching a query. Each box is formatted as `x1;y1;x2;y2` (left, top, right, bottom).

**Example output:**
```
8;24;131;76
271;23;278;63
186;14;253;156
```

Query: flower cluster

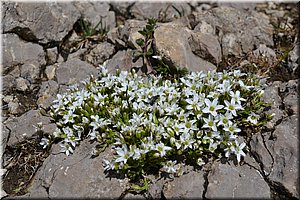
42;63;272;180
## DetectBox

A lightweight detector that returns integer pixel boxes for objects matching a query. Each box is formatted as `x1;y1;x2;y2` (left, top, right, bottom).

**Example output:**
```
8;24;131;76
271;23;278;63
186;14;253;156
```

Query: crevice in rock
202;169;210;200
248;130;298;199
260;132;275;177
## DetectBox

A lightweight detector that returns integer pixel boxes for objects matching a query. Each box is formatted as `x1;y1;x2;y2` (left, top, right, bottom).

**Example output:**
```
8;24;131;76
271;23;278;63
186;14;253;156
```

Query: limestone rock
261;81;287;127
25;141;127;198
106;49;143;74
162;171;205;199
206;162;271;198
268;115;299;198
45;64;57;80
2;33;45;72
154;22;216;72
2;2;116;44
192;6;274;56
188;32;222;65
83;42;116;66
15;77;30;92
55;58;98;86
37;80;59;109
4;110;53;146
2;2;79;43
130;3;191;22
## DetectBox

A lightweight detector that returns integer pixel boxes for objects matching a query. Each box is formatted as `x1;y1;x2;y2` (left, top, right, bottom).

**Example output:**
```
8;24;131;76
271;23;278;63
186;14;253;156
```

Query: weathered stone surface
154;22;216;72
268;115;299;198
2;2;116;44
193;6;274;56
37;80;59;109
45;64;57;81
45;47;58;65
206;162;271;198
218;2;257;11
2;66;20;95
15;77;30;92
288;42;299;79
106;49;143;74
72;2;116;30
189;32;222;65
130;3;191;22
25;141;127;198
119;20;146;49
4;110;53;146
55;58;98;86
83;42;116;66
2;2;79;43
262;81;287;127
2;33;46;71
162;171;205;199
280;79;298;115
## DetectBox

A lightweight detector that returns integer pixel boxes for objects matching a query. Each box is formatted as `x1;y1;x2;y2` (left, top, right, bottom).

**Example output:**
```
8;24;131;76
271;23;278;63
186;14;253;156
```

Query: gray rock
268;115;299;198
4;110;53;146
288;42;299;78
261;81;287;127
2;2;115;44
218;3;257;11
7;101;20;115
72;2;116;30
192;6;274;56
281;79;298;115
45;64;57;80
123;193;145;199
188;32;222;65
2;33;46;72
252;44;277;66
110;2;135;18
154;22;216;72
130;3;191;22
249;132;274;175
193;21;215;35
1;126;10;158
106;49;143;74
163;171;205;199
119;20;146;49
15;77;30;92
107;26;127;48
2;2;79;43
2;66;20;94
206;162;271;198
83;42;116;66
46;47;58;65
20;62;41;83
25;141;127;198
55;58;98;86
37;80;59;109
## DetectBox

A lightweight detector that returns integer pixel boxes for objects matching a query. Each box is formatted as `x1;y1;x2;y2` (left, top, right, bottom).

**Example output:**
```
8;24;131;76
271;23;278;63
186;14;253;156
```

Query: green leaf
136;38;145;47
138;30;147;36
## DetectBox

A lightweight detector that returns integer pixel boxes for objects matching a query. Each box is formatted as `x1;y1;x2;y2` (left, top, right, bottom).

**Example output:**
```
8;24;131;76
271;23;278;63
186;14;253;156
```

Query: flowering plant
41;63;272;189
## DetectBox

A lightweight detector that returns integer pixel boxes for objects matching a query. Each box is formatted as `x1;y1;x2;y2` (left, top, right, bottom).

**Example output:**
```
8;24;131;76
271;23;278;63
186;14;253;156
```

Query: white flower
224;98;243;116
229;90;246;105
60;143;74;156
233;141;246;163
202;115;218;132
162;160;178;173
247;112;259;125
202;98;224;117
115;144;133;164
155;142;172;157
40;138;49;149
186;94;204;111
217;112;233;127
223;121;241;134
